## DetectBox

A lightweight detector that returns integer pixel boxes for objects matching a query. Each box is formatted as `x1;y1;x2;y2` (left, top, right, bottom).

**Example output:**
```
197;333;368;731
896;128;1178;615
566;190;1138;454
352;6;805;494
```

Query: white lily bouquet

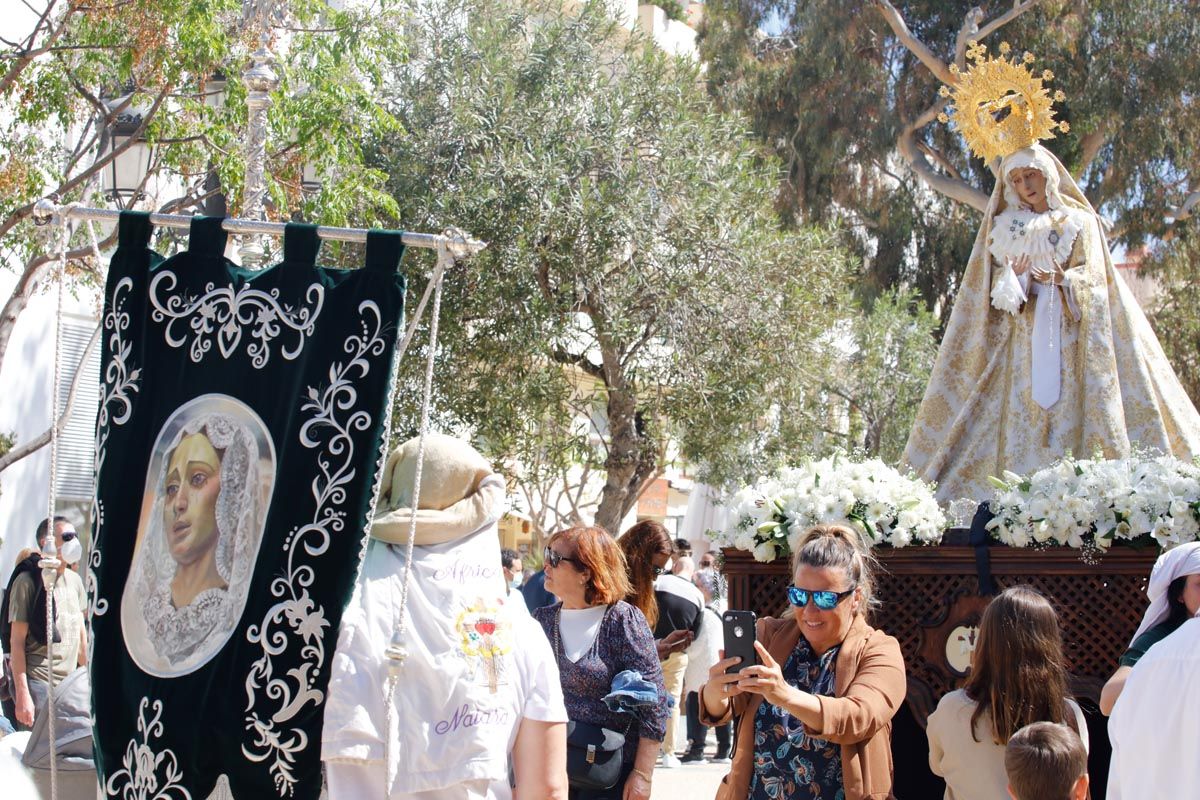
987;452;1200;552
717;454;945;563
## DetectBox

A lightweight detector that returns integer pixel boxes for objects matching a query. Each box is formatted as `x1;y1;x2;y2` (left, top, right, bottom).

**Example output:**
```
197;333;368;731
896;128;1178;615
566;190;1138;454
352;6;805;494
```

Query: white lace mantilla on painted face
988;207;1082;273
142;582;233;664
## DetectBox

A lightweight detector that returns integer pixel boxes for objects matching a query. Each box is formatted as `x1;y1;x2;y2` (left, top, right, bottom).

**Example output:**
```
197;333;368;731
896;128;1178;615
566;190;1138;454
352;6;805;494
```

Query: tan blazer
700;613;906;800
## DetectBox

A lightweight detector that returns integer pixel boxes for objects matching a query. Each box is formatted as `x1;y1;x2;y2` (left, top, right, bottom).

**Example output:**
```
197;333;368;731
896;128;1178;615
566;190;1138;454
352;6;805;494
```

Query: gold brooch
937;42;1069;164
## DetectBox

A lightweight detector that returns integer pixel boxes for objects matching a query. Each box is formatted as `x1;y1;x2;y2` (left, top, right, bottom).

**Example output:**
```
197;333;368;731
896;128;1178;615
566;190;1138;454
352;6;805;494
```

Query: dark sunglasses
61;531;78;542
543;546;581;569
788;585;855;611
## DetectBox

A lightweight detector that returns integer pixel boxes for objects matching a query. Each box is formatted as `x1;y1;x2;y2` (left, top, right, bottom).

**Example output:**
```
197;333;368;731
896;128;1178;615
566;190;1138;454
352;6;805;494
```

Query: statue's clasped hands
1009;254;1064;285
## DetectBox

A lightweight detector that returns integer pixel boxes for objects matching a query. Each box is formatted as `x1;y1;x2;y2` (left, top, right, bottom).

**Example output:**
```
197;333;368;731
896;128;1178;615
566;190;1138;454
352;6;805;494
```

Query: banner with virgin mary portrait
88;212;407;800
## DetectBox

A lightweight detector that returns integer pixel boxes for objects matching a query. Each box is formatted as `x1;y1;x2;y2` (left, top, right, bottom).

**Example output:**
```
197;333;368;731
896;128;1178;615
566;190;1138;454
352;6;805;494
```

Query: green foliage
374;0;851;527
1143;232;1200;403
698;0;1200;319
0;0;405;270
793;287;939;465
653;2;688;22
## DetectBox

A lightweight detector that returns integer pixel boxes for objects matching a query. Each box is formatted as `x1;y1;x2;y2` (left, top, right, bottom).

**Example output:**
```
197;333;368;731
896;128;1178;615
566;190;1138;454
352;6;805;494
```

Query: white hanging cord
42;203;77;800
393;260;444;367
382;240;451;797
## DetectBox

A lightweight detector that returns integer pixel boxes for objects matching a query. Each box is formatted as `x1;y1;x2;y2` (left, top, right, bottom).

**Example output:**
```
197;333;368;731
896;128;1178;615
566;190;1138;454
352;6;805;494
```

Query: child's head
1005;722;1088;800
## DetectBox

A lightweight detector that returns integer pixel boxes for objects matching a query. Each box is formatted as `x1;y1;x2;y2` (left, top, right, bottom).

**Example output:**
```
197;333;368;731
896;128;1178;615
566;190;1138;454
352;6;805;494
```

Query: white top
559;605;607;662
654;573;705;609
682;607;723;695
927;688;1088;800
1109;616;1200;800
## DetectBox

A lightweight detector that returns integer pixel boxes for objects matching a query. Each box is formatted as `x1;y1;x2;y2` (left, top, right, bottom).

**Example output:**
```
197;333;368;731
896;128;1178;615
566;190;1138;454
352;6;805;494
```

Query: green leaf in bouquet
987;475;1010;490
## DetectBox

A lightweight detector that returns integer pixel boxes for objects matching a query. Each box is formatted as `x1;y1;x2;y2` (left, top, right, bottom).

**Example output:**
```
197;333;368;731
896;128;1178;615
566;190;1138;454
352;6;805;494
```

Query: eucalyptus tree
0;0;406;472
376;0;851;534
699;1;1200;323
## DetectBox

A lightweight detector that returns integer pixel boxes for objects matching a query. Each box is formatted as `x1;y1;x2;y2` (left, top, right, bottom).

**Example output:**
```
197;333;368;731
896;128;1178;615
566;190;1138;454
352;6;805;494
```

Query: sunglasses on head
788;585;855;611
543;546;581;569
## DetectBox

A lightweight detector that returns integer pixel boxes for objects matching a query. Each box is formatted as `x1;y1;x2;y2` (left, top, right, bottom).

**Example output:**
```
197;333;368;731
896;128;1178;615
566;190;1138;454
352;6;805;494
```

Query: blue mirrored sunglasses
788;585;855;611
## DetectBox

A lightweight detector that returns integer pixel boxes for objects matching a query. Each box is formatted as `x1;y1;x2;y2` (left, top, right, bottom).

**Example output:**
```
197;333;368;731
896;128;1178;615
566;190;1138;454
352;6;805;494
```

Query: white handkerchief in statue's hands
990;262;1027;315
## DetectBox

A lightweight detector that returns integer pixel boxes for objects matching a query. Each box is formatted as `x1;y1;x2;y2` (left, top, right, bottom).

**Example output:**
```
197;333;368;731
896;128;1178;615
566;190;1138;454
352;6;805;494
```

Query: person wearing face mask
502;549;524;596
2;517;87;731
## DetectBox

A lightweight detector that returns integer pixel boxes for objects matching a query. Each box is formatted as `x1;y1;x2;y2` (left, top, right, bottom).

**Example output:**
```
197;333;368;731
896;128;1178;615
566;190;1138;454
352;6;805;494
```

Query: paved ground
650;738;727;798
651;757;725;797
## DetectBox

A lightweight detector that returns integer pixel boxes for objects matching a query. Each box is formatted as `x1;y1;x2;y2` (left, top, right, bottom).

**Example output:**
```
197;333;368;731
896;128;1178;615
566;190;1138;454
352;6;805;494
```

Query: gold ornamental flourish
938;42;1069;164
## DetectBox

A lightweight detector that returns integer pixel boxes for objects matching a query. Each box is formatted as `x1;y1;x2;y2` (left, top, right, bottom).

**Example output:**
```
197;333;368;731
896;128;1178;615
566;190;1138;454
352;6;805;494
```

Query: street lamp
100;103;153;202
202;71;230;217
301;159;321;195
203;70;228;110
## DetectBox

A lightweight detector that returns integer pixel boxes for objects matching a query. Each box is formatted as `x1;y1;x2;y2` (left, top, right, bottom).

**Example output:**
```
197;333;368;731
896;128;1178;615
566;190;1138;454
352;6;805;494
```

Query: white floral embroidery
88;276;141;632
148;271;324;368
243;301;387;796
105;697;193;800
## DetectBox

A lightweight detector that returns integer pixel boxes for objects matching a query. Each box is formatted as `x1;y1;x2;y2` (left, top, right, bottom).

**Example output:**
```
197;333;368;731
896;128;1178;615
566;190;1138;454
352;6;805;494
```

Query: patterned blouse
533;600;668;760
750;639;843;800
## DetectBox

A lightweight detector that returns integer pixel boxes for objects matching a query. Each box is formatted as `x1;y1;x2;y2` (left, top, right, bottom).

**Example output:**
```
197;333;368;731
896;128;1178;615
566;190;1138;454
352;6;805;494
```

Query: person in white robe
321;434;568;799
1107;613;1200;799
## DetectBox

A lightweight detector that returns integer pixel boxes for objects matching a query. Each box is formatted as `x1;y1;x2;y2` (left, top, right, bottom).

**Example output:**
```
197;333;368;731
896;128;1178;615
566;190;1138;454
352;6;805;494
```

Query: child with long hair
927;586;1088;800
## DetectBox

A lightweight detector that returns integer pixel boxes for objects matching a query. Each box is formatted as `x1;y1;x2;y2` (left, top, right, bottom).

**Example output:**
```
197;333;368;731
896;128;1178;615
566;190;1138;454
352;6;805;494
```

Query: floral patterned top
533;600;668;761
750;639;843;800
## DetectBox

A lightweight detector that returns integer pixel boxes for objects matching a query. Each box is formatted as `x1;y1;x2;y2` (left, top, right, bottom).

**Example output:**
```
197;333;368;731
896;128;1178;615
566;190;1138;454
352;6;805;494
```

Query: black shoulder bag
553;606;632;790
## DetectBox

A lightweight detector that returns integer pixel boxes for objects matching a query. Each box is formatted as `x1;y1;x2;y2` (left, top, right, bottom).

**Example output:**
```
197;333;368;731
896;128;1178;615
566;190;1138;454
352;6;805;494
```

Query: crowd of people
1;497;1198;800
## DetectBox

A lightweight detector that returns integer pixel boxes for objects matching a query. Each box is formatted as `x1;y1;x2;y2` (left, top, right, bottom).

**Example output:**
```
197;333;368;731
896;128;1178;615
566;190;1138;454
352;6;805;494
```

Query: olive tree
376;0;851;534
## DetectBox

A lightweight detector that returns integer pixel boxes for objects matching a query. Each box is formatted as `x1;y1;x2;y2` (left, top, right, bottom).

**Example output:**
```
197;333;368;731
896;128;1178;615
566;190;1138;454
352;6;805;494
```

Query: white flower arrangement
987;452;1200;551
716;453;945;563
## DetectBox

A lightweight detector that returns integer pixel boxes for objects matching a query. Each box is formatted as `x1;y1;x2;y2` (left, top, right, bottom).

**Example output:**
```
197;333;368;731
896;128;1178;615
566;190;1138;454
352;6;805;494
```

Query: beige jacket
700;613;906;800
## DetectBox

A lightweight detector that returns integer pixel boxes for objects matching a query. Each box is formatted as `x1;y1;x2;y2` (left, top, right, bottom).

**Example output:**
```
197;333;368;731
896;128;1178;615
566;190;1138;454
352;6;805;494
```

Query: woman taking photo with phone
699;524;906;800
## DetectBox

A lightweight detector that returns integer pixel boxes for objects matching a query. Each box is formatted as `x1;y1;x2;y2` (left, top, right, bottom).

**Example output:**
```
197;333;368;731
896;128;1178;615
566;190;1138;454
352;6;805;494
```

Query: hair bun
798;521;869;552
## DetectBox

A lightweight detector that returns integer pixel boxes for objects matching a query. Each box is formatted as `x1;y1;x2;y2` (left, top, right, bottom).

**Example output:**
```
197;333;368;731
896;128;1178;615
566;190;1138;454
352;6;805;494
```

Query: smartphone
722;610;758;674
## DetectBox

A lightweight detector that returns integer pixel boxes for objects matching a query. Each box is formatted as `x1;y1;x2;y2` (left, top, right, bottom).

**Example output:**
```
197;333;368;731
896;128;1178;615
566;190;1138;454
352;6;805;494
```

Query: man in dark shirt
653;548;703;766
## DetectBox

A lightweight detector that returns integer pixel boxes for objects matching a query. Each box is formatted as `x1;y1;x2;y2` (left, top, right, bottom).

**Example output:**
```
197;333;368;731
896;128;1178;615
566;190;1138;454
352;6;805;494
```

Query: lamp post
100;95;153;202
201;71;230;217
301;159;321;196
238;46;279;268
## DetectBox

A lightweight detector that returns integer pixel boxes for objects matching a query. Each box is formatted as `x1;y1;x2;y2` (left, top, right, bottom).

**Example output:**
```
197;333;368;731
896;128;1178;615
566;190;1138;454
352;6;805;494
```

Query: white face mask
509;575;523;590
61;536;84;566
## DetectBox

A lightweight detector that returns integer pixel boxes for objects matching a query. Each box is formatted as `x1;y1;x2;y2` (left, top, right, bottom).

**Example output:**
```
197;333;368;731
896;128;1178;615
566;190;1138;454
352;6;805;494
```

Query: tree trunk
594;383;640;535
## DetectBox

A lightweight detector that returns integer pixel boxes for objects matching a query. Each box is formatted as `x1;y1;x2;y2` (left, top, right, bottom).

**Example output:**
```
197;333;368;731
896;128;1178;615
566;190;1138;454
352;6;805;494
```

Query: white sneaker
659;753;682;769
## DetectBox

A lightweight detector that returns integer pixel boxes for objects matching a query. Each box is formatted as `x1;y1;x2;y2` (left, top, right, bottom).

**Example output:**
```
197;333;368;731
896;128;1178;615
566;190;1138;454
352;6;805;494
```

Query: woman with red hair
534;526;669;800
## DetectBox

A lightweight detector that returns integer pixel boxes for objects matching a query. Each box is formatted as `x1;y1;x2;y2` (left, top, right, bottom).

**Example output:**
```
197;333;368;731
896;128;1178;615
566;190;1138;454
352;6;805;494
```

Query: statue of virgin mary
903;53;1200;503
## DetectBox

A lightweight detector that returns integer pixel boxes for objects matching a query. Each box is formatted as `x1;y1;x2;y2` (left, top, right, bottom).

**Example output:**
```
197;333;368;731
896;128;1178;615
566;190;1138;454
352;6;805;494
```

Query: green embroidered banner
88;212;407;799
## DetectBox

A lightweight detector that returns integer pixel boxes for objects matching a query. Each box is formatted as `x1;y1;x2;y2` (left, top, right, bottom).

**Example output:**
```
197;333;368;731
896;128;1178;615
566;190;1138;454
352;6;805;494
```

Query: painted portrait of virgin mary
121;394;275;677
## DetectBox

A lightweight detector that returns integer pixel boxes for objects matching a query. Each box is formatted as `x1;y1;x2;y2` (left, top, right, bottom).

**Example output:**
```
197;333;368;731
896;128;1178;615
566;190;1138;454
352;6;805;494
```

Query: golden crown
938;41;1069;164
